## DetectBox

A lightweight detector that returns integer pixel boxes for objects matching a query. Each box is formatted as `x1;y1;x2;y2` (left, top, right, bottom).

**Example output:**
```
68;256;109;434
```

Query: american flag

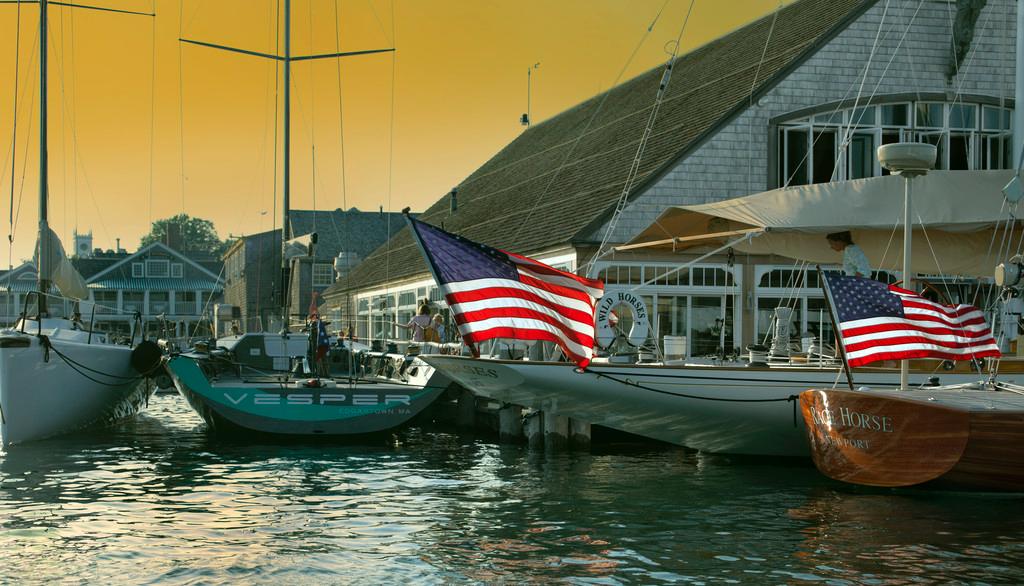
824;273;1001;367
407;217;604;368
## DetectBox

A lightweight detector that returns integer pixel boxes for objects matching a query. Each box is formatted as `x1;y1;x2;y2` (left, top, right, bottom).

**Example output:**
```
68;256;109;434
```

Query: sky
0;0;790;264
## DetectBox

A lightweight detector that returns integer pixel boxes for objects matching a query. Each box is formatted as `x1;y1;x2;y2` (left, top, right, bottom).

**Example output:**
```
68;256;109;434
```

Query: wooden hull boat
420;354;1021;457
800;386;1024;491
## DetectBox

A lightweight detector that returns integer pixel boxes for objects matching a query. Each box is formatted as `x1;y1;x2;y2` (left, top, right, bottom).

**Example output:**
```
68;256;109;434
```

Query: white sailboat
422;169;1023;457
0;0;160;446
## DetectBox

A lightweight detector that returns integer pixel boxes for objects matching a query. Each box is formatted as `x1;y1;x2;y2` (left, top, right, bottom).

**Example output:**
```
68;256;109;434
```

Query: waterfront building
222;207;407;332
324;0;1014;355
0;242;223;339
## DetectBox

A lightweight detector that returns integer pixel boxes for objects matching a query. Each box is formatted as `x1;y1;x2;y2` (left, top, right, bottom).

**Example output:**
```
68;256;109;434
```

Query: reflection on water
1;394;1022;584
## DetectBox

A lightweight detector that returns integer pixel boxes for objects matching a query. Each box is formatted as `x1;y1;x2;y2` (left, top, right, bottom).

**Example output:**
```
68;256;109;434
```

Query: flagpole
402;210;478;357
877;143;935;390
816;266;855;391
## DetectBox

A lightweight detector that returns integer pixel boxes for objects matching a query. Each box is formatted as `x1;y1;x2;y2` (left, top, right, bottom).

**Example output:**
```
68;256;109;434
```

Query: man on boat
827;231;871;278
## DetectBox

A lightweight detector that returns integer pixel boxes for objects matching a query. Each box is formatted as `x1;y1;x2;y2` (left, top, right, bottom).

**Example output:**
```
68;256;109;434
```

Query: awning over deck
622;170;1020;277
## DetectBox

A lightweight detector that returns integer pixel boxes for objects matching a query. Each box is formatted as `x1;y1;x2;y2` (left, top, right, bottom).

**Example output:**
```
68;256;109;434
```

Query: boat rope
37;335;145;387
585;0;693;275
583;368;801;426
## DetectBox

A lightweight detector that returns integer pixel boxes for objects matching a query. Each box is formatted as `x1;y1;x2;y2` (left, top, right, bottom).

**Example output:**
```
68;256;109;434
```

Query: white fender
595;291;650;348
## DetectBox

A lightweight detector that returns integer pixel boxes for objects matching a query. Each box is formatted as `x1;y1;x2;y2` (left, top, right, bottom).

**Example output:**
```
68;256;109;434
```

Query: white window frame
312;263;334;287
146;259;169;278
132;263;144;278
171;263;184;278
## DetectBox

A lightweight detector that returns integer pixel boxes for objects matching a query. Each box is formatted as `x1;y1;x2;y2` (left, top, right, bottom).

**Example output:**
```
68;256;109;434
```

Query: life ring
595;291;650;348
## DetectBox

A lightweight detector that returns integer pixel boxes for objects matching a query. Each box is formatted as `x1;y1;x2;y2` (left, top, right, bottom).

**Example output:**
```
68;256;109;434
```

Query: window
398;291;416;307
93;290;117;314
175;291;196;315
146;260;169;278
171;263;183;278
777;100;1012;185
312;263;334;287
123;292;144;313
149;292;169;314
132;263;144;278
915;102;943;128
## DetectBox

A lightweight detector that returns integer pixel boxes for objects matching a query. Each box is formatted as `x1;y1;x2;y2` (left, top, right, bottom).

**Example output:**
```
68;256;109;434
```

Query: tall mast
280;0;291;330
37;0;49;315
177;2;393;332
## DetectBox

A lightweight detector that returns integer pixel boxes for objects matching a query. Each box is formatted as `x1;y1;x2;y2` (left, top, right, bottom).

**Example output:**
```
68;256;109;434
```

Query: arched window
776;100;1012;187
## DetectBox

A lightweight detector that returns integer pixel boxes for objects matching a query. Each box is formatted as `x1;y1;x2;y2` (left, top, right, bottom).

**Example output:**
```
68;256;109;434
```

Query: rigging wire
6;0;22;321
512;0;672;254
12;30;39;253
746;0;782;193
382;0;397;345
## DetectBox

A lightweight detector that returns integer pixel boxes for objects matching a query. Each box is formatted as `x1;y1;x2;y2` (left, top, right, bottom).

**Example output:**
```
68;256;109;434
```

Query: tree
140;214;227;256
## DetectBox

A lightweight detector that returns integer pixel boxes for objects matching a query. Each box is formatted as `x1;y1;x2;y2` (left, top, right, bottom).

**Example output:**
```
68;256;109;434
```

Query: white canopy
623;170;1020;277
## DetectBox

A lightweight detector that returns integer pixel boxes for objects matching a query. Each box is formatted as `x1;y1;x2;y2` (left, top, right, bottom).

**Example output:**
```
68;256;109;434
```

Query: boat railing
16;290;151;347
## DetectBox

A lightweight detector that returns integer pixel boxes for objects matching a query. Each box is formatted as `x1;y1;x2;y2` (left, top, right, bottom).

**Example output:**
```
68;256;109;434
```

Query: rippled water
1;394;1023;584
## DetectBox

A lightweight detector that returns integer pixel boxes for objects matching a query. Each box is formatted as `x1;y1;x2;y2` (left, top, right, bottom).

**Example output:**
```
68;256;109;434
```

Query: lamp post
877;142;936;390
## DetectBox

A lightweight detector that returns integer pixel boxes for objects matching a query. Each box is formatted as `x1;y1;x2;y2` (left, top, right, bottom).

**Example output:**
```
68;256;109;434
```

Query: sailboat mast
280;0;291;331
37;0;49;315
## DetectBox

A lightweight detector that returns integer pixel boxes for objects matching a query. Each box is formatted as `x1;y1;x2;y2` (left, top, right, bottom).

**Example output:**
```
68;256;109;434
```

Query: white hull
420;356;994;457
0;322;151;446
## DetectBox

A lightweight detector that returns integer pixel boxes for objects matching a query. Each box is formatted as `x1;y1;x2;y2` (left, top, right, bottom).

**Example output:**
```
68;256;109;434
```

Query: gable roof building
329;0;1015;353
223;207;408;331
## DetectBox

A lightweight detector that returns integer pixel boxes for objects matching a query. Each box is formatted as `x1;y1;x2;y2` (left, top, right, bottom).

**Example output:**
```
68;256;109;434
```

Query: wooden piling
544;413;569;451
569;418;591;450
456;388;476;428
498;404;524;443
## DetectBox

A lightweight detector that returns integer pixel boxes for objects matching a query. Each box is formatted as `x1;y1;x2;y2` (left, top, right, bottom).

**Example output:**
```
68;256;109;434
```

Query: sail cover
35;227;89;300
624;170;1020;278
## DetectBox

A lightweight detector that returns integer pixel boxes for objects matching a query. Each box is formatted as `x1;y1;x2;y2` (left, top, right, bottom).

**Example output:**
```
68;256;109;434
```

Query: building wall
593;0;1016;243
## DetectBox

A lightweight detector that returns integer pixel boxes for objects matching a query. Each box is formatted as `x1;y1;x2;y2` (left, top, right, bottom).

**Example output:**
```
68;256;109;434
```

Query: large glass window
778;100;1012;186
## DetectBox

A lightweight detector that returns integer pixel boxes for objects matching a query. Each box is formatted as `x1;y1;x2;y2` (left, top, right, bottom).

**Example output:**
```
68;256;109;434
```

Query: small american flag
824;273;1001;367
407;217;604;368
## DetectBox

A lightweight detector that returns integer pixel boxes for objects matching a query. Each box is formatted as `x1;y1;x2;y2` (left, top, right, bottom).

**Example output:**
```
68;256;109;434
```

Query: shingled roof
289;208;408;260
328;0;873;296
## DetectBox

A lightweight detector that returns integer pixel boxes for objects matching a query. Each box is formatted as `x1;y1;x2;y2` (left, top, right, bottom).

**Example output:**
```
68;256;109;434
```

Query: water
1;394;1023;585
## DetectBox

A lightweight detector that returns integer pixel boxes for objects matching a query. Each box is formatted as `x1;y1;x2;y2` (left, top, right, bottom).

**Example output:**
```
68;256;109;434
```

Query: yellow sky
0;0;788;264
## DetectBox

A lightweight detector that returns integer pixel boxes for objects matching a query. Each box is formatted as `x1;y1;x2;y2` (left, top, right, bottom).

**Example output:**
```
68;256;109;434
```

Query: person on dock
826;231;871;278
397;303;433;342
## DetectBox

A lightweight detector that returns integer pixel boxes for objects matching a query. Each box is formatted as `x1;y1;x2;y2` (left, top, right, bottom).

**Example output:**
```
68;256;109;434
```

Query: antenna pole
38;0;49;316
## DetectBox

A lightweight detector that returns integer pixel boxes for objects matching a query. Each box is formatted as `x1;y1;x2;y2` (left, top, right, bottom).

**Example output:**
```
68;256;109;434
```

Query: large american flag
824;273;1000;367
407;217;604;368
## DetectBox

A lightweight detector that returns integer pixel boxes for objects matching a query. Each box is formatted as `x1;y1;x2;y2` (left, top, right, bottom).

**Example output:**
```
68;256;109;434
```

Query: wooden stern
800;389;970;488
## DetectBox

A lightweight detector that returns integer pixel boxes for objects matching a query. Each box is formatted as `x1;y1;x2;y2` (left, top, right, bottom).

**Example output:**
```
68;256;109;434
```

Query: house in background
323;0;1015;355
0;243;224;339
223;207;408;332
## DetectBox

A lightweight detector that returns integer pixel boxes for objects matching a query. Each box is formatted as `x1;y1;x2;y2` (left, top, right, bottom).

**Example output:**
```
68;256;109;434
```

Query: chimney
449;187;458;214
